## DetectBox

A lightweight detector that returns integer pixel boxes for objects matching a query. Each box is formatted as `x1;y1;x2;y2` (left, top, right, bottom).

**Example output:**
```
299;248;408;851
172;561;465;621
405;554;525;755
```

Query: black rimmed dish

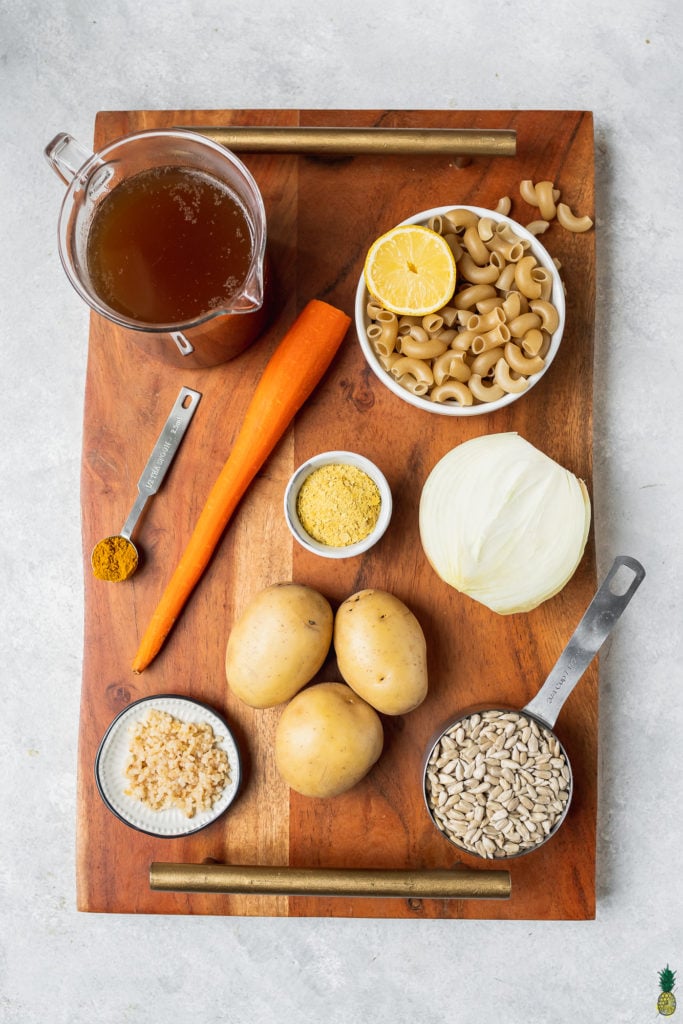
355;205;566;417
95;694;241;838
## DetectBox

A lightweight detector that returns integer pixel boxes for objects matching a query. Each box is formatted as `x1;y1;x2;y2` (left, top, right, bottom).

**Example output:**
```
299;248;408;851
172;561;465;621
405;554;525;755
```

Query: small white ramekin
284;450;392;559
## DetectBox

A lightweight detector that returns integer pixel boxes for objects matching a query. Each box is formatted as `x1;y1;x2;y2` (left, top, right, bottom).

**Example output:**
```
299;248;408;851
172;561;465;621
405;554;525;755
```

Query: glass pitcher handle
44;132;94;186
170;331;195;356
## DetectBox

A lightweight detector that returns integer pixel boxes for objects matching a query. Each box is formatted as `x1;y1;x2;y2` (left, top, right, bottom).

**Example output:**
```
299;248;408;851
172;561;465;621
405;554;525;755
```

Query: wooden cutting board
77;108;596;918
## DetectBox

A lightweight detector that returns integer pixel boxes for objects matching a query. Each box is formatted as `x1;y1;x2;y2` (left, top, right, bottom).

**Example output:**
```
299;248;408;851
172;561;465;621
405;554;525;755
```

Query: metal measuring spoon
424;555;646;858
91;386;201;582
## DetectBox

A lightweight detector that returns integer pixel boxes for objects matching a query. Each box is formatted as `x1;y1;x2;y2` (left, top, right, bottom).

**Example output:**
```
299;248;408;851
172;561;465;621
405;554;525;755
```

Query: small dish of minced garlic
95;695;241;837
284;450;393;559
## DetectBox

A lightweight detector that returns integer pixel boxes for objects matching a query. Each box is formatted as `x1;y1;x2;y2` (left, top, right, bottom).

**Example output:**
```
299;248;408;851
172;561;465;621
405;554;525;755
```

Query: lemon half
363;224;457;316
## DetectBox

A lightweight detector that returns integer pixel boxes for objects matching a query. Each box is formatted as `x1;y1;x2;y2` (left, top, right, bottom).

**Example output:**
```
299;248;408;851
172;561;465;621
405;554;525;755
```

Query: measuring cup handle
523;555;646;730
44;133;95;186
170;331;195;356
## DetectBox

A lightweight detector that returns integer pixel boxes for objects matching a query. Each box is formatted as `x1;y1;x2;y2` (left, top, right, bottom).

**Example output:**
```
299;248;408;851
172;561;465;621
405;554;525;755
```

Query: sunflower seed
424;709;571;858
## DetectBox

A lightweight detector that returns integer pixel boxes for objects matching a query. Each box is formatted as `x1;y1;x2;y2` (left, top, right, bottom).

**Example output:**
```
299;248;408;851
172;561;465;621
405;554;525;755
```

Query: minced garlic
296;463;381;547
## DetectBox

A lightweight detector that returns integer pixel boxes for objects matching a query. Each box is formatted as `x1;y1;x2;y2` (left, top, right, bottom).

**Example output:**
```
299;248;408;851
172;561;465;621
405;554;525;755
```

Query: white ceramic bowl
355;205;566;417
284;450;392;559
95;694;241;838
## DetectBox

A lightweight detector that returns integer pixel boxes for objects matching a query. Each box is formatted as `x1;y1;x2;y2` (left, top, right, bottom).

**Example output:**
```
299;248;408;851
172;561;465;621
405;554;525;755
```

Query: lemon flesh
363;224;457;316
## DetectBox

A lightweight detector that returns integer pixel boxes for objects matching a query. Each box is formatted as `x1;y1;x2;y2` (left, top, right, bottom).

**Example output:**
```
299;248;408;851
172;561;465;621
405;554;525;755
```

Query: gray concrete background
2;1;681;1020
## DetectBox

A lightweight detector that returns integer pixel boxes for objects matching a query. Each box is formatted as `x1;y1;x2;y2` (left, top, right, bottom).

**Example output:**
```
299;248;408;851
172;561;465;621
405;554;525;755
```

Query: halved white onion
419;432;591;614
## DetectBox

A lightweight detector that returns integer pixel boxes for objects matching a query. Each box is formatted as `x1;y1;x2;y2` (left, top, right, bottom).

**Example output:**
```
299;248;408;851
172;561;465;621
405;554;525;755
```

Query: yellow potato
334;589;428;715
226;582;333;708
274;682;383;797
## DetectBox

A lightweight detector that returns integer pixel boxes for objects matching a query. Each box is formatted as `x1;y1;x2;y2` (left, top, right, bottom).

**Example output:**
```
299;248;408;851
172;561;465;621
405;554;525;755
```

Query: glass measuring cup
45;129;270;369
423;555;646;859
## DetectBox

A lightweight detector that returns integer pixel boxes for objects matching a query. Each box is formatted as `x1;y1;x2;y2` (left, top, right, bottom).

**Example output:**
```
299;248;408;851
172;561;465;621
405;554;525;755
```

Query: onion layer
419;433;591;614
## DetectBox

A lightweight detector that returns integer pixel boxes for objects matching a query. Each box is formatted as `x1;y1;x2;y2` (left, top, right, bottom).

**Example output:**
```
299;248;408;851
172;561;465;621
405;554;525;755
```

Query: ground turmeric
91;535;139;581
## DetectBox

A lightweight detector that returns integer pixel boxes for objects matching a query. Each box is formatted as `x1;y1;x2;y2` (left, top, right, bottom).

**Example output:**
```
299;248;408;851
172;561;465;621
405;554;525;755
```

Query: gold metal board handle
150;862;511;899
182;126;517;158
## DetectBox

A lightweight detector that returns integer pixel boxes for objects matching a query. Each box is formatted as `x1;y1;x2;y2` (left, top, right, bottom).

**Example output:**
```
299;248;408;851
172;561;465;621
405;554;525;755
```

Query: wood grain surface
77;108;596;918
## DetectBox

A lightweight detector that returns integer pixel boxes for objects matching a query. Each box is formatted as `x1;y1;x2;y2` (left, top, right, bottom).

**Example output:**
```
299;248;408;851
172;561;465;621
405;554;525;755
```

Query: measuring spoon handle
121;387;201;540
524;555;646;730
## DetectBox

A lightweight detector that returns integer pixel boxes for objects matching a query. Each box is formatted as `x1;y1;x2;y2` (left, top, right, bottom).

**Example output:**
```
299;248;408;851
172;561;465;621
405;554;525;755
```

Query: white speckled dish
94;694;241;838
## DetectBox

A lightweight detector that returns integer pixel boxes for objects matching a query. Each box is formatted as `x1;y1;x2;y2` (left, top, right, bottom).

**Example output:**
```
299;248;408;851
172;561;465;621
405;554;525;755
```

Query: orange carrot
132;299;351;673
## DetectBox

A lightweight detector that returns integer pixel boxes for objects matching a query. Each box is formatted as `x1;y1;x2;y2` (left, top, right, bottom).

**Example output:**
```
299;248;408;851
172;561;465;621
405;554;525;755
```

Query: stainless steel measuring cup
423;555;646;859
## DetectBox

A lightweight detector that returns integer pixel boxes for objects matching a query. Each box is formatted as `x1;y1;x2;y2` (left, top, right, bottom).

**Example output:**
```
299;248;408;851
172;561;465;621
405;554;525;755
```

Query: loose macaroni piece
520;181;593;234
534;181;557;221
556;202;594;233
364;208;564;408
519;179;539;206
525;219;550;235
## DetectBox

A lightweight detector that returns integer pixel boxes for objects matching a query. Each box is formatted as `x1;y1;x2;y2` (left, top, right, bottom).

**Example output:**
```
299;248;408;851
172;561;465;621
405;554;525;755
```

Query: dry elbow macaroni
518;180;594;233
366;183;592;408
365;208;562;407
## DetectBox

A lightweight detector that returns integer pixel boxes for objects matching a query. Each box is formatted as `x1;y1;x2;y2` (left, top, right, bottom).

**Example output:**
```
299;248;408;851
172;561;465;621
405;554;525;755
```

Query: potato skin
334;589;428;715
226;582;333;708
274;682;383;797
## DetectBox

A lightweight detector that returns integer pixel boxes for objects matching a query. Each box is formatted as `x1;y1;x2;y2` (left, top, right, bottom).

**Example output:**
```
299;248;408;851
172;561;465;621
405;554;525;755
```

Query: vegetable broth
86;165;253;324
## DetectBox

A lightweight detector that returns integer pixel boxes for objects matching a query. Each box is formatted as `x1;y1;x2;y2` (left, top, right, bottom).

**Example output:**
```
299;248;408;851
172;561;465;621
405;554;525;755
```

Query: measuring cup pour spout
523;555;646;731
231;257;265;314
